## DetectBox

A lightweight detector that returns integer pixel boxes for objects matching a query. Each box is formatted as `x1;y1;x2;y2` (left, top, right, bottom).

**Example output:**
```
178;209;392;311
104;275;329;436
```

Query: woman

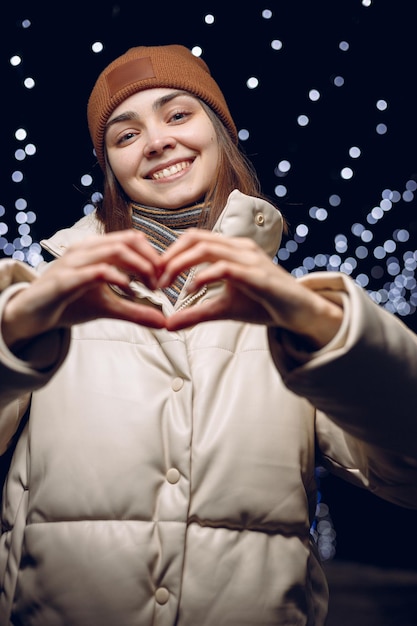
0;44;416;626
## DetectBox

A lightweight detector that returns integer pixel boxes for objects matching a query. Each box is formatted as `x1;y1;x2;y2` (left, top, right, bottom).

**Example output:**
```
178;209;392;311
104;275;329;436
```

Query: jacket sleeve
268;271;417;508
0;259;71;455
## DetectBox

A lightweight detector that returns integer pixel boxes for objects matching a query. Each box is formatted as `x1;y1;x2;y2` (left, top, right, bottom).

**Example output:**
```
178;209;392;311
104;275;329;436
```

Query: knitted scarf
131;201;206;304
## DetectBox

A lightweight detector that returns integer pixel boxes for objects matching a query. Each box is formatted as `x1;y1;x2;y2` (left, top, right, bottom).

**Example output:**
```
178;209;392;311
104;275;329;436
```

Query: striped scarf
131;201;206;304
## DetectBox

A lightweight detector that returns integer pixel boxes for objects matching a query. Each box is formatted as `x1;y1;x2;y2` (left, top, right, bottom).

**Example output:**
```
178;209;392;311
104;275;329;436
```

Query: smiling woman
1;43;417;626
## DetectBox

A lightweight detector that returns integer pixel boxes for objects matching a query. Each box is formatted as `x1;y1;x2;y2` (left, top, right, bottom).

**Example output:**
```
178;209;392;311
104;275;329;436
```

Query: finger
63;231;161;288
166;297;229;330
159;237;260;287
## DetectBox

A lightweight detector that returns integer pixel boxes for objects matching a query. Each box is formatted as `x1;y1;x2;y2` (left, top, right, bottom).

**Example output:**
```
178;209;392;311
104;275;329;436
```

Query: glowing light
341;167;353;179
238;128;250;141
349;146;361;158
246;77;259;89
91;41;104;53
309;89;320;101
204;14;215;24
192;46;203;57
274;185;287;197
333;75;345;87
271;40;283;51
297;115;309;126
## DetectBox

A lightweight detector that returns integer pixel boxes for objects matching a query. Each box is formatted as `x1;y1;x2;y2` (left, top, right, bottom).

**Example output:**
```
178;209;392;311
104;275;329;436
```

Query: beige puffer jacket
0;190;417;626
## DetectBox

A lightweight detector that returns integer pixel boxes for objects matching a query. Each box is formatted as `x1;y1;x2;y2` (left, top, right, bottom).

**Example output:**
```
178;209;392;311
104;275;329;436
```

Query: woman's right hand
1;230;167;351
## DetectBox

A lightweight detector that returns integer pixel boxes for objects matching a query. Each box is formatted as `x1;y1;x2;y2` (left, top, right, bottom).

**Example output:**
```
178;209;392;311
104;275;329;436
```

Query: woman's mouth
151;161;191;180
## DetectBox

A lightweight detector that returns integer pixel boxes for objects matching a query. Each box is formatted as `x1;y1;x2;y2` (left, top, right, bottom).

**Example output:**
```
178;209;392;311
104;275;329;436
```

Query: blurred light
23;77;35;89
91;41;104;53
10;55;22;67
339;41;349;51
341;167;353;179
262;9;272;19
309;89;321;101
204;14;215;24
274;185;287;197
271;40;283;50
15;128;27;141
246;77;259;89
238;128;250;141
329;194;341;206
349;146;361;158
377;99;388;111
297;115;309;126
192;46;203;57
376;123;388;134
333;75;345;87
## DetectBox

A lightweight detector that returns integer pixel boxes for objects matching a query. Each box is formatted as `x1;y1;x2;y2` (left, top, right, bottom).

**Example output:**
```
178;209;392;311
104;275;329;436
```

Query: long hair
94;98;278;233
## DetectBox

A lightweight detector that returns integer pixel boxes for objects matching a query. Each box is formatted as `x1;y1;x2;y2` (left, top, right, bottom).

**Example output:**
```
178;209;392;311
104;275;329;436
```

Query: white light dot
271;40;283;51
191;46;203;57
21;19;31;28
278;159;291;173
341;167;353;180
204;14;215;24
246;77;259;89
274;184;287;197
91;41;104;53
333;76;345;87
376;99;388;111
81;174;93;187
262;9;273;19
10;55;22;67
25;143;36;156
329;194;341;207
309;89;321;101
296;224;309;237
14;149;26;161
15;128;27;141
362;0;372;6
349;146;361;158
339;41;350;51
297;115;309;126
315;208;328;221
376;123;387;134
12;171;24;183
238;128;250;141
24;77;35;89
15;198;28;211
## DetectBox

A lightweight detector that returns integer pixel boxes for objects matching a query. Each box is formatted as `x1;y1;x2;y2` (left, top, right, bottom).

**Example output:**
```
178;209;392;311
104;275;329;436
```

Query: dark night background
1;0;417;600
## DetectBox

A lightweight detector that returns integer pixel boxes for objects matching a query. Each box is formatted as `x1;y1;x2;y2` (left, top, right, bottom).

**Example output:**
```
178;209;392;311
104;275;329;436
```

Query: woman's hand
2;230;166;351
159;229;343;349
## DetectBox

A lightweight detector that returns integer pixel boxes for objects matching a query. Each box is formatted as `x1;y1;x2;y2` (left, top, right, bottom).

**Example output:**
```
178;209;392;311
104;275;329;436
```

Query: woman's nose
143;128;177;157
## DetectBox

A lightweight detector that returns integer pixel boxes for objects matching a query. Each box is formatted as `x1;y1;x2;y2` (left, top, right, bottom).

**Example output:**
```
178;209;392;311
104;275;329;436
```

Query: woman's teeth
152;161;189;180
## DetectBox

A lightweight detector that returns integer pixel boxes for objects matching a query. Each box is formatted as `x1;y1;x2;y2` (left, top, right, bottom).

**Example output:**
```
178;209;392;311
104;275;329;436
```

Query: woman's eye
170;110;190;123
118;131;137;144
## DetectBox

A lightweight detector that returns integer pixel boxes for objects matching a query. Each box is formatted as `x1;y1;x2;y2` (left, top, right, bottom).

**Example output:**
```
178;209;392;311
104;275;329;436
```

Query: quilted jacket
0;190;417;625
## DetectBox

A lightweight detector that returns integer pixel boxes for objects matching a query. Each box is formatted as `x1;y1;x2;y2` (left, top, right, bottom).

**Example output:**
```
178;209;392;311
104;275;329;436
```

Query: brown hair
95;98;277;233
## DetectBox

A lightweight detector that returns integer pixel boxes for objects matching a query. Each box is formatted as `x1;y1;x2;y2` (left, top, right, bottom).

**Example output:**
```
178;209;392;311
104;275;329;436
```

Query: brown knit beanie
87;44;238;170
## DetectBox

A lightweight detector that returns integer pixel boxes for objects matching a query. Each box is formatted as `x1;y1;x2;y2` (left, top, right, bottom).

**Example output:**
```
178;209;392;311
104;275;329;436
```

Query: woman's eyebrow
106;110;140;130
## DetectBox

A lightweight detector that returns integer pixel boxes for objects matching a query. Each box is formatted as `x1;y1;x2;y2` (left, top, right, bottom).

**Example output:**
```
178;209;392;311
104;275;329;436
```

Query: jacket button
155;587;170;605
166;468;180;484
171;377;184;391
255;212;265;225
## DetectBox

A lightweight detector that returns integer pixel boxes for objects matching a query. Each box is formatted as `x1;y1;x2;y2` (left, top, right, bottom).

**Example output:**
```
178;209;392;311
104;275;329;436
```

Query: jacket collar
41;190;283;260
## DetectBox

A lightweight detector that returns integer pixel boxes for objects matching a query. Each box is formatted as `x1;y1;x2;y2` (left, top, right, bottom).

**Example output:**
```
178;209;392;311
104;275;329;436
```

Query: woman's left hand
159;229;343;350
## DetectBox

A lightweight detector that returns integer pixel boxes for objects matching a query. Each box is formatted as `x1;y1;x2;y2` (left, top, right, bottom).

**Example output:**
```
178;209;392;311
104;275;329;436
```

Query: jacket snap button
155;587;170;605
255;212;265;225
171;377;184;391
166;468;180;484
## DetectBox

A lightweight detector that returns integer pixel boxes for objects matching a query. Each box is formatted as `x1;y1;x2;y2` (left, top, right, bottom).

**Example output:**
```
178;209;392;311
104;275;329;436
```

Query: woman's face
105;88;220;208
